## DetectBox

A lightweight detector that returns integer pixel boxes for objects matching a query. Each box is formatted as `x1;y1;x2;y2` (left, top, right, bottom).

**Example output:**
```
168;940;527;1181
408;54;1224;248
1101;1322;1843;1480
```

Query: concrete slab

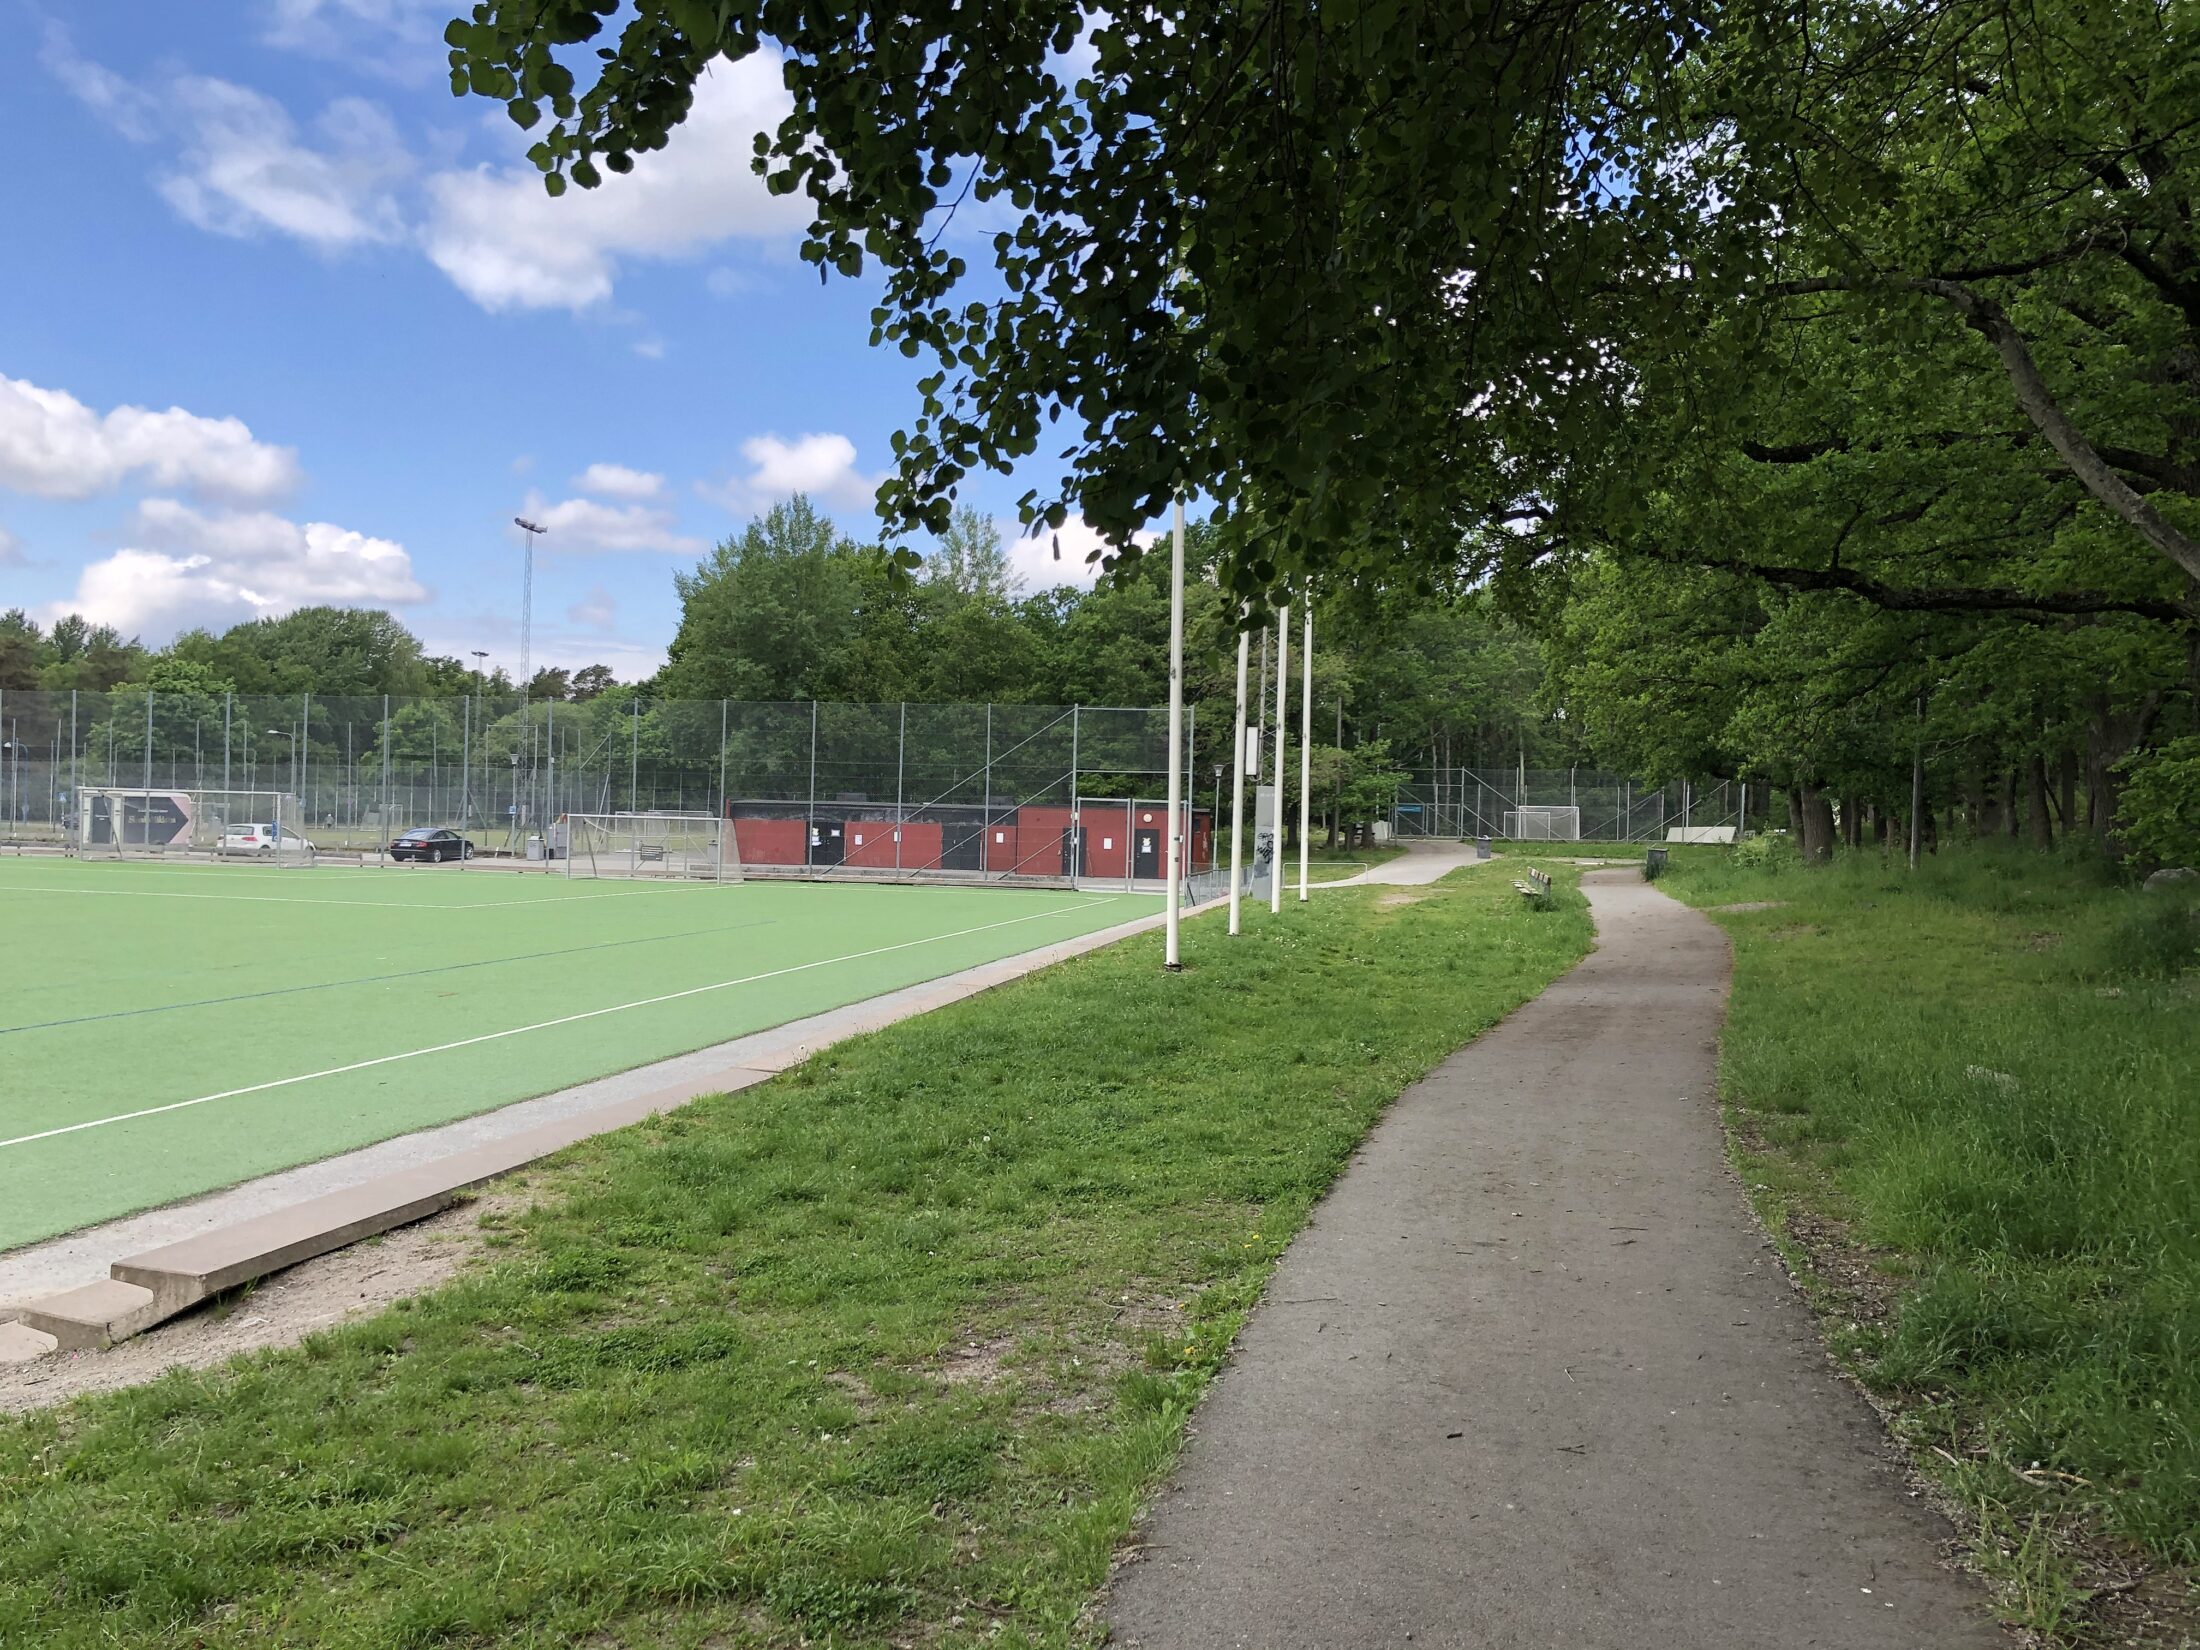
0;1322;58;1364
1107;869;2002;1650
15;1279;160;1351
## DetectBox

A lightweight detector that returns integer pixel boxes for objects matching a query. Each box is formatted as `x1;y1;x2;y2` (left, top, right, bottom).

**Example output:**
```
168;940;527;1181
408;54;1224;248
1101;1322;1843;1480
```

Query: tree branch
1726;557;2193;623
1768;274;2200;583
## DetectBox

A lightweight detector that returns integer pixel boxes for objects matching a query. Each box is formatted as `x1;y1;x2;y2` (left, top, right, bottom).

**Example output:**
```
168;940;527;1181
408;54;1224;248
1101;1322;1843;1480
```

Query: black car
389;828;475;863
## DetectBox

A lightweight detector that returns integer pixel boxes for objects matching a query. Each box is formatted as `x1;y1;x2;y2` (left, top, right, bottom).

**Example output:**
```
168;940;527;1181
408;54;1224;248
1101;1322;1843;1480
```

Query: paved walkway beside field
1108;870;2003;1649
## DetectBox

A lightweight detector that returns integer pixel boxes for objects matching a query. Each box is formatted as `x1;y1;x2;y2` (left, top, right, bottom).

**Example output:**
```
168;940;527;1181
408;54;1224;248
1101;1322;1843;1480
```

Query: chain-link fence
0;689;1219;885
1391;769;1755;843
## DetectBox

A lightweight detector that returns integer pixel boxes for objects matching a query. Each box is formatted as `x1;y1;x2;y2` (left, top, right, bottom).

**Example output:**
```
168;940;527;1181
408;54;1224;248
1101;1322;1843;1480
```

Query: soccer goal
1502;805;1582;842
562;812;742;881
75;787;313;861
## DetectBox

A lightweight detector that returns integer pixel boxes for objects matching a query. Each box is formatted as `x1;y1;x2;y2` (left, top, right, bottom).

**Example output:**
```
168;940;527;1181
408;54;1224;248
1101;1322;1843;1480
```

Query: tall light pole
513;517;545;701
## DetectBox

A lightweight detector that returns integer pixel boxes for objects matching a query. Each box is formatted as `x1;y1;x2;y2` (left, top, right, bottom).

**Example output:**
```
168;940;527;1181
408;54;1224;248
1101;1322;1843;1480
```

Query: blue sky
0;1;1102;679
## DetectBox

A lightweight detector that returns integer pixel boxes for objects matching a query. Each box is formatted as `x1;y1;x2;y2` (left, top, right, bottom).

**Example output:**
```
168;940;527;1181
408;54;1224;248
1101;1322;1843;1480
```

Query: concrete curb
1;893;1213;1361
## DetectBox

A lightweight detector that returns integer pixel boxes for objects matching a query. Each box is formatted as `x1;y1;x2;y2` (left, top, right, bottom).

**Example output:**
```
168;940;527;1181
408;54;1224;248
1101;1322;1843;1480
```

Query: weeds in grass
0;872;1590;1649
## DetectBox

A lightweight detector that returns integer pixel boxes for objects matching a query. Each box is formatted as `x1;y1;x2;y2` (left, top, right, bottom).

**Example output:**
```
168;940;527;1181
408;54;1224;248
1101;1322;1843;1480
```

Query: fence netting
1391;770;1749;843
0;690;1211;884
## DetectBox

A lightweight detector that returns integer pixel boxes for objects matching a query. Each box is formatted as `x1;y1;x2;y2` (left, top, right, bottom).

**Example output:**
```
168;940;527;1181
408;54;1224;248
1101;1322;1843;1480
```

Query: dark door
940;818;984;871
1134;827;1161;879
1062;825;1087;876
808;819;845;866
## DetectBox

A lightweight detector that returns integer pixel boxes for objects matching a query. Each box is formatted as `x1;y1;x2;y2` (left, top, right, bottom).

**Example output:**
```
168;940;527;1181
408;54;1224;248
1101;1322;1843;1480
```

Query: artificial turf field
0;856;1155;1251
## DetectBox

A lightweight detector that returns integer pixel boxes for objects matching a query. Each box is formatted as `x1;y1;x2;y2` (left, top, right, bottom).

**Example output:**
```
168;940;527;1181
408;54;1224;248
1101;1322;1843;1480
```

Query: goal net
562;812;741;881
75;788;312;861
1502;805;1582;842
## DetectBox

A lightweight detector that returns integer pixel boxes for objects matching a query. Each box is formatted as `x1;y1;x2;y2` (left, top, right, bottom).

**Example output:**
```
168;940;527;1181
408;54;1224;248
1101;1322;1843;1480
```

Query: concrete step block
15;1279;160;1350
0;1320;60;1364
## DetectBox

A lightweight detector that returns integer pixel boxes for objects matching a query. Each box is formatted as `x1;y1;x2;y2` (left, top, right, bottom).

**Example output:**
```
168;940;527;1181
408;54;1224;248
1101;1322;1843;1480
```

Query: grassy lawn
0;871;1590;1649
1660;844;2198;1642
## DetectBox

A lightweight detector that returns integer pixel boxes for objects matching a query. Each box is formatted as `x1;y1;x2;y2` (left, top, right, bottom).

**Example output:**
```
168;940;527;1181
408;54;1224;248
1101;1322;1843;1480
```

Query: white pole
1228;620;1249;936
1163;498;1186;970
1271;602;1289;915
1298;598;1313;901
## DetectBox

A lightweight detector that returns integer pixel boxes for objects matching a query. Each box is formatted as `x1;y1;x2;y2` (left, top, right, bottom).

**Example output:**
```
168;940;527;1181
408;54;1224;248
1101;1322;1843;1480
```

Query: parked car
217;822;317;857
389;827;475;864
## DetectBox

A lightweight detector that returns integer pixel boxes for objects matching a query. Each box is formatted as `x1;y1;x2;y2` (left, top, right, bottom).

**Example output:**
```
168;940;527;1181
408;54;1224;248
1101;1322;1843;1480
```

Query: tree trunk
2058;749;2077;832
2027;754;2053;850
1796;782;1837;864
2005;770;2021;838
1841;795;1862;849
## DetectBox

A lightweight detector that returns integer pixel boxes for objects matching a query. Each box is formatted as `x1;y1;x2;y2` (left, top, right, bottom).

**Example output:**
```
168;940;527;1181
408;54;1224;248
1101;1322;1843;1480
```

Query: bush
2120;737;2200;870
1730;831;1799;873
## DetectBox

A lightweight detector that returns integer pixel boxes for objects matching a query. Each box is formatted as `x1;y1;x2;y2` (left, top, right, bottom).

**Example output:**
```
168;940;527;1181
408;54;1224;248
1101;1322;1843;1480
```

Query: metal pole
1271;604;1289;915
1070;704;1081;885
1298;599;1313;902
807;700;818;870
629;697;639;810
1228;621;1249;934
983;703;995;883
460;695;471;835
1163;498;1186;966
895;702;906;876
142;691;153;857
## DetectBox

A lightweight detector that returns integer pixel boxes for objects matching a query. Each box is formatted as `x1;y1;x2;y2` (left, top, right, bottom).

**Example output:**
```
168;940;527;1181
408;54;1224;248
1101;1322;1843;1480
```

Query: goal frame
1501;805;1582;842
561;811;742;882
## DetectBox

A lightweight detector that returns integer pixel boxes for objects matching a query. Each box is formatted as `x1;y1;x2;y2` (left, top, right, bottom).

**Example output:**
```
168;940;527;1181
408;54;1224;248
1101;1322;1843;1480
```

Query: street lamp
1212;762;1224;863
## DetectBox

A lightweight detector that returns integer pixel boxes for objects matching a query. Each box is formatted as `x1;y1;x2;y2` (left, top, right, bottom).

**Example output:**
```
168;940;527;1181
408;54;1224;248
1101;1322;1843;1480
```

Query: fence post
895;701;906;875
717;699;729;828
1070;705;1080;884
629;697;639;811
982;703;993;883
807;700;818;869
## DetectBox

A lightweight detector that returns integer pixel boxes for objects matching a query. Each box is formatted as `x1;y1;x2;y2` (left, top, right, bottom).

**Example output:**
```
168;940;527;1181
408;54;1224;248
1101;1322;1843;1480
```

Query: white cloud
0;374;301;503
1009;513;1151;589
421;55;804;311
572;463;665;501
632;338;667;361
523;492;704;555
41;22;157;141
47;499;424;638
705;431;883;516
157;78;411;250
567;585;617;631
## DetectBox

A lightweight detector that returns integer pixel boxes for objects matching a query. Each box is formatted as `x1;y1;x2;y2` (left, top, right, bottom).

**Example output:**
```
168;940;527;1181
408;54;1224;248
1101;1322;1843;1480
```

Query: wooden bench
1511;867;1554;909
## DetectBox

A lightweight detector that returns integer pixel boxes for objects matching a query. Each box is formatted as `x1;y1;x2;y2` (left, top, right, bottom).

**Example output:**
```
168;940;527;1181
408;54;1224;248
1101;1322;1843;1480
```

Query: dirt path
1108;869;2003;1649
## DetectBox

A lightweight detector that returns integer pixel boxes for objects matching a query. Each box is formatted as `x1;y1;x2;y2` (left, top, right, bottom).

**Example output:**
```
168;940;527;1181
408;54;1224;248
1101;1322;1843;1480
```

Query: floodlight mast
513;517;545;701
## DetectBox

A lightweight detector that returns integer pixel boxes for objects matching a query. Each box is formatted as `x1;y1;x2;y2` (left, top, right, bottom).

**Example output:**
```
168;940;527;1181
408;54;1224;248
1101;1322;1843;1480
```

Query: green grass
0;869;1590;1649
1659;843;2199;1632
0;858;1156;1249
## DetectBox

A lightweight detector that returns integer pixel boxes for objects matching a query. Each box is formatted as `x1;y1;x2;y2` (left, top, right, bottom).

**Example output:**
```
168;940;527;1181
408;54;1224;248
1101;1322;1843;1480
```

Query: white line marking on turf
0;898;1133;1150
